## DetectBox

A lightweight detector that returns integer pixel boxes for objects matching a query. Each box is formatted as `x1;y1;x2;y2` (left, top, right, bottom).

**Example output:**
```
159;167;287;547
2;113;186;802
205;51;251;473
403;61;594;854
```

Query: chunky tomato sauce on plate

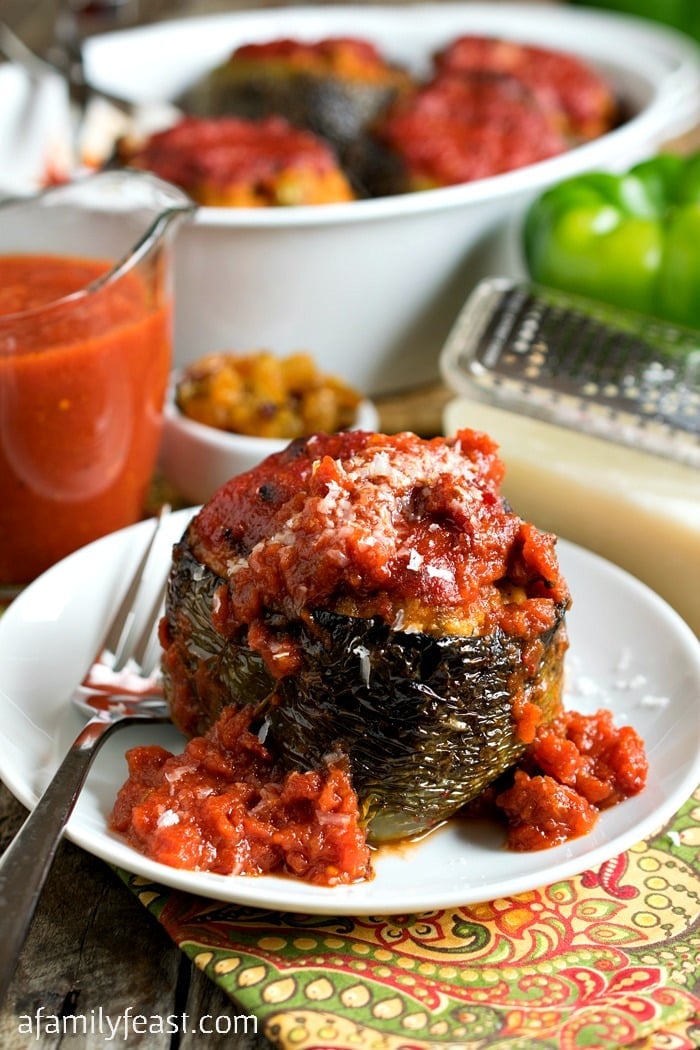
110;703;647;881
111;707;371;885
496;708;648;851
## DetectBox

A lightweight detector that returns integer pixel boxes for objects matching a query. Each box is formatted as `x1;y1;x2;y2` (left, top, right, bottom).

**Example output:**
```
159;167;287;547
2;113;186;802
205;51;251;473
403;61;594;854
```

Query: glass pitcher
0;169;195;587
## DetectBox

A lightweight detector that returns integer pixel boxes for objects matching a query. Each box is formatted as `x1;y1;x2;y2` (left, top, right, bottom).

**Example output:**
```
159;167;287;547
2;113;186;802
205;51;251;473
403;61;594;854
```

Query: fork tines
102;504;171;676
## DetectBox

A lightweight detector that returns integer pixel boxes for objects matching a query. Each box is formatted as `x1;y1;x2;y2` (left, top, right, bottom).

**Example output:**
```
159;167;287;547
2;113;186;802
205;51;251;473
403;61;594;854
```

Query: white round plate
0;509;698;915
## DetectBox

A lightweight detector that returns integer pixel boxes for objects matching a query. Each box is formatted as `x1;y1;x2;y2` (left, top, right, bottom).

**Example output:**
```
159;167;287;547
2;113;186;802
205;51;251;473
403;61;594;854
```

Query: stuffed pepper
109;429;648;884
156;430;571;842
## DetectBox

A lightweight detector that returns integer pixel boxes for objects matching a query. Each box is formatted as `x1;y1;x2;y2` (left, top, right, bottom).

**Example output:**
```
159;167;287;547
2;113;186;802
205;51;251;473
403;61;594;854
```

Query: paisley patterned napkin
119;787;700;1050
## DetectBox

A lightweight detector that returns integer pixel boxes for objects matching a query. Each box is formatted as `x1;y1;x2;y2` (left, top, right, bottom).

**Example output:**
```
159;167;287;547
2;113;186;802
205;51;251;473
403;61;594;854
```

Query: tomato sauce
496;709;648;850
110;707;372;885
192;429;571;677
434;35;618;141
232;36;405;84
128;117;355;207
235;36;386;66
0;254;171;583
376;75;567;189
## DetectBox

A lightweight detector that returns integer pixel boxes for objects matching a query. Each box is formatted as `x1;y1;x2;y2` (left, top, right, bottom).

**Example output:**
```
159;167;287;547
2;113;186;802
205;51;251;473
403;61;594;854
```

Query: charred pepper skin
162;545;569;844
523;152;700;329
271;608;568;842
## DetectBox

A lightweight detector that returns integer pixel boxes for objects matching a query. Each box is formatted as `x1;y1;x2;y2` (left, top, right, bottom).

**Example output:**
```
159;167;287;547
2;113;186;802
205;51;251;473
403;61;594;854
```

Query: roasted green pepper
162;543;568;843
523;152;700;329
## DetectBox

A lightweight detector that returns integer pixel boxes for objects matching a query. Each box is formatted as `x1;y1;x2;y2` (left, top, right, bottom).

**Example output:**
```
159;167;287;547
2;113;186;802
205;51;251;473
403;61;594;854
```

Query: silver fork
0;509;173;1003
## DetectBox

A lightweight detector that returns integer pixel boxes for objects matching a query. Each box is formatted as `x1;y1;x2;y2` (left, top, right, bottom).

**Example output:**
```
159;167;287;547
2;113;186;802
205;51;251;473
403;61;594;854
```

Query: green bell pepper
569;1;700;45
523;151;700;329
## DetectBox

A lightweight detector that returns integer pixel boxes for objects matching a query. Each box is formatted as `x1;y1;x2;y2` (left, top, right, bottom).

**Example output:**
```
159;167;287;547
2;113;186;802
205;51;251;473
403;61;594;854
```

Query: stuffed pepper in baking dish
124;114;355;206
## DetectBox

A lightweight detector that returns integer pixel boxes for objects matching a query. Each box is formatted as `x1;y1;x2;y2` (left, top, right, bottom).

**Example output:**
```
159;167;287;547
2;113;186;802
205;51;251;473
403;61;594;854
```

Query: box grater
440;278;700;469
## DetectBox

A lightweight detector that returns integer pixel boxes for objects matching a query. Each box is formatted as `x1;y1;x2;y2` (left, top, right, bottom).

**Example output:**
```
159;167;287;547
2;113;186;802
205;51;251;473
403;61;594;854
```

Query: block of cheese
443;397;700;635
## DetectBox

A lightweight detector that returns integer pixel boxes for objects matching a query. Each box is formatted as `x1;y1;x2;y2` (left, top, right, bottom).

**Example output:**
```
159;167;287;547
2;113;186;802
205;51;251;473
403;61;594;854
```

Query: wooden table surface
1;1;698;1045
0;788;274;1049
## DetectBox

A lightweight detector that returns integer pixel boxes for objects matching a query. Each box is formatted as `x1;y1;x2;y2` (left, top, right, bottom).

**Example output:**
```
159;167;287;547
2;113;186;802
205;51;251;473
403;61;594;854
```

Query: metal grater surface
440;278;700;468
